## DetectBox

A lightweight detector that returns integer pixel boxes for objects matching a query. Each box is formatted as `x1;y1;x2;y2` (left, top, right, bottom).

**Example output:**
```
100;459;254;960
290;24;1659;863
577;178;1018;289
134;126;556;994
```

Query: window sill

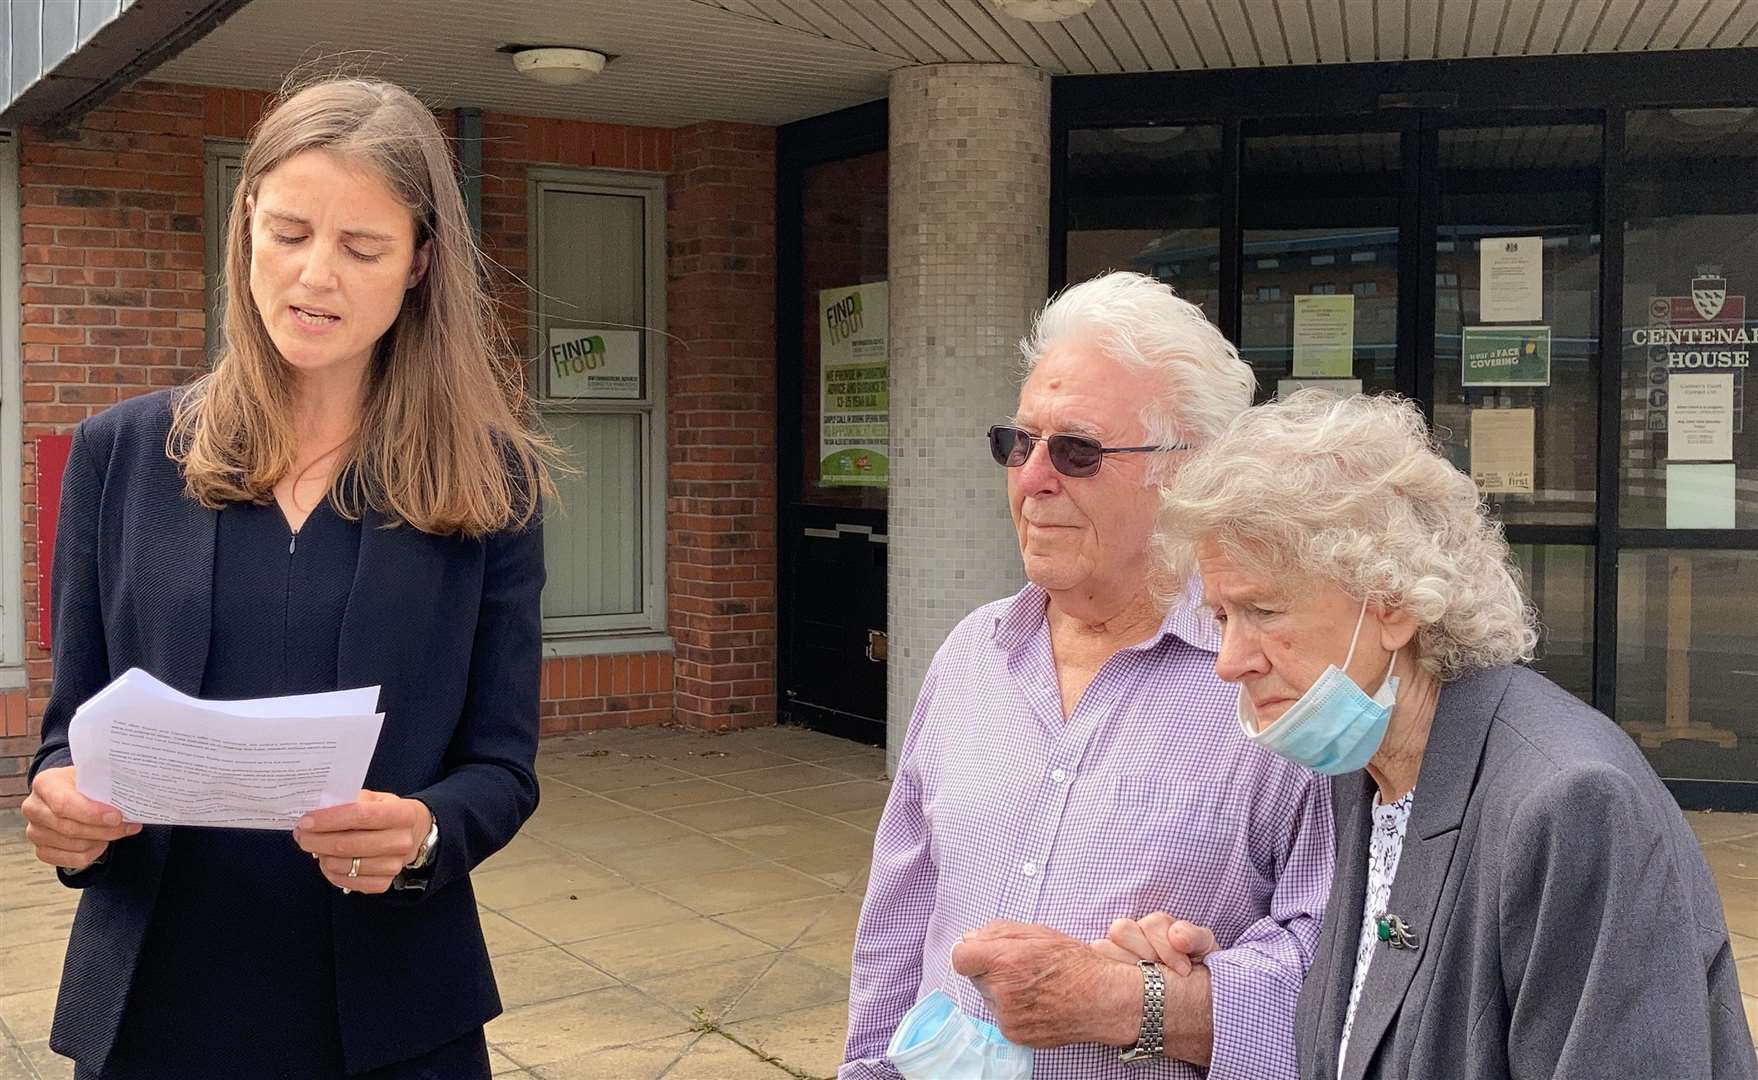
541;632;675;658
0;666;28;690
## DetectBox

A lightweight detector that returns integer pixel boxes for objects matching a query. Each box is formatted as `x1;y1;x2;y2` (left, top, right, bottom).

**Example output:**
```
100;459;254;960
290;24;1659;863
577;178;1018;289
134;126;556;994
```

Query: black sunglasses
987;425;1186;479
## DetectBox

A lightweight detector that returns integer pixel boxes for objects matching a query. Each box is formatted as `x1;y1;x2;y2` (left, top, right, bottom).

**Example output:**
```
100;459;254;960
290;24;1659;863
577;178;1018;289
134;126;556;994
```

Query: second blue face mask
1236;598;1399;775
886;989;1034;1080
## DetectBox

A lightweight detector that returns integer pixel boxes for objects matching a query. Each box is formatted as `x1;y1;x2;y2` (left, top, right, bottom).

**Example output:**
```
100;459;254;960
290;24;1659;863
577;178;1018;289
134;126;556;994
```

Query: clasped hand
1089;911;1219;973
946;915;1218;1052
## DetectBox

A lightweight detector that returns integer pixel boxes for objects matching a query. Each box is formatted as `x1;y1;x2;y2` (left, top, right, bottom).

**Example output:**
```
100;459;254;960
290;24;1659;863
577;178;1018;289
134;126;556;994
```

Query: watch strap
407;815;439;870
1119;960;1166;1064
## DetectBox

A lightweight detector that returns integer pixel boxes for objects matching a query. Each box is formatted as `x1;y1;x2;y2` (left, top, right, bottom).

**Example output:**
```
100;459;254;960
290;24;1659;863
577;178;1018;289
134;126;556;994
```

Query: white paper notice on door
1667;373;1735;462
1470;408;1535;494
1276;377;1363;400
1479;236;1543;322
1666;462;1737;529
1291;294;1355;377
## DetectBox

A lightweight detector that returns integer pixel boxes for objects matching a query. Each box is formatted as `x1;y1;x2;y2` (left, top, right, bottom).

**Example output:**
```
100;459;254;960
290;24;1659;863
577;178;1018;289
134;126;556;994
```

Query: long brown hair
170;76;556;537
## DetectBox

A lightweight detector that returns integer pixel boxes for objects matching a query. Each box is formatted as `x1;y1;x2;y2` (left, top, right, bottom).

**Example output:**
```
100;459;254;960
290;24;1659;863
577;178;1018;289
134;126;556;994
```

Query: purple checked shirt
841;583;1334;1080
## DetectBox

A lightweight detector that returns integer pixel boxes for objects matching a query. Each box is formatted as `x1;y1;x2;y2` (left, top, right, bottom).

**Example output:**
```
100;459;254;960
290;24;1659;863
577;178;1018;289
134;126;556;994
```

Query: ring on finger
348;857;360;879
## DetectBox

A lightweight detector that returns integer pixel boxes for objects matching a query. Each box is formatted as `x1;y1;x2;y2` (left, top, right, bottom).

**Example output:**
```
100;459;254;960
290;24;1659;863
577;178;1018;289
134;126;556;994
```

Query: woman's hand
1089;913;1218;976
21;766;142;870
293;790;432;895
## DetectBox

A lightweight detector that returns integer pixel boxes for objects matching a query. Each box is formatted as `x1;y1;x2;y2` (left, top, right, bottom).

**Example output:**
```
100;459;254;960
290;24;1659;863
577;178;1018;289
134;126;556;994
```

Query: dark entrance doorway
777;103;889;746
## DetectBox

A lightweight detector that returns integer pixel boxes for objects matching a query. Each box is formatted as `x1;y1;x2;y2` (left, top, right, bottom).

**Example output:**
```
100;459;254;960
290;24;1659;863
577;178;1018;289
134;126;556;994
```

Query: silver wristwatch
406;816;440;871
1119;960;1166;1064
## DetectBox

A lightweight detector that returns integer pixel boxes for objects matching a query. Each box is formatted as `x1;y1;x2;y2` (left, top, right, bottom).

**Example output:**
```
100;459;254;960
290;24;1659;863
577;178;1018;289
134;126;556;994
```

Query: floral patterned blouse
1336;786;1416;1076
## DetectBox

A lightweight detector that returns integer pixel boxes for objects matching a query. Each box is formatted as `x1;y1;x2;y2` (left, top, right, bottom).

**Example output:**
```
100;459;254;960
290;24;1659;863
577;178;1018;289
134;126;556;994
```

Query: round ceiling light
511;47;607;86
992;0;1098;23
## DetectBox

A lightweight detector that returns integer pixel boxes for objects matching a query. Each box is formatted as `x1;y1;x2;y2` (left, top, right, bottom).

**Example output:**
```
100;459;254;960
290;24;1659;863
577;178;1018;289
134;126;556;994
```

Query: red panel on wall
36;435;72;650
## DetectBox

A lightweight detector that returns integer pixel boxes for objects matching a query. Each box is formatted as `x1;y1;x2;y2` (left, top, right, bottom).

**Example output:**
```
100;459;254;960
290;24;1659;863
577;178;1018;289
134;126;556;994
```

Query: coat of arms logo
1692;266;1728;321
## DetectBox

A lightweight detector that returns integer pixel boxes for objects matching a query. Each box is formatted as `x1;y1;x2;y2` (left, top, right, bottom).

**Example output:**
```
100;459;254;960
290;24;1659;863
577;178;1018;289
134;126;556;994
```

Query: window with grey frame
528;170;667;639
204;141;246;361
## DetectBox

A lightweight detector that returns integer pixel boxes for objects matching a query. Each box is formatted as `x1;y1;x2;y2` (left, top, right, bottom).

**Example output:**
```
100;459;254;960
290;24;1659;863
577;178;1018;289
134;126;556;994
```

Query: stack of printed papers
69;669;383;830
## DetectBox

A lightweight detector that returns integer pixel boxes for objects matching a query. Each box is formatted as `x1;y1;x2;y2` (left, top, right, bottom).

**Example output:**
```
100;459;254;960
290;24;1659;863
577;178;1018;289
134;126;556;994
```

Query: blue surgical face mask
1237;599;1399;776
887;989;1034;1080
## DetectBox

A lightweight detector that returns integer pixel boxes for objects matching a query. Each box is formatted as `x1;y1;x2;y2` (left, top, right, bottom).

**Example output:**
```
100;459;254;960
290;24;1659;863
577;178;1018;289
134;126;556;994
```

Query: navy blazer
28;390;545;1074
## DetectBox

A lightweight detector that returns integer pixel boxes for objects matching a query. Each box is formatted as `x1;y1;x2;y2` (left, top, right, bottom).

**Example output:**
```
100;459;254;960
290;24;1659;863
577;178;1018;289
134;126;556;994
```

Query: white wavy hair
1019;271;1256;484
1154;390;1539;681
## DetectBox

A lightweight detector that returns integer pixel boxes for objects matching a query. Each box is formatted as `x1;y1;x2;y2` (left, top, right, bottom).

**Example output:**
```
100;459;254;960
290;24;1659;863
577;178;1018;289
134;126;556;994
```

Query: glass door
779;147;890;745
1613;107;1758;800
1428;120;1604;702
1238;119;1410;402
1231;115;1603;704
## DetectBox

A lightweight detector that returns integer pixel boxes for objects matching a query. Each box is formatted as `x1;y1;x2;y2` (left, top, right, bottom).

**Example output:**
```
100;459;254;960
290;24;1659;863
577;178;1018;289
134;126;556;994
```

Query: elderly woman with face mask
1106;391;1754;1080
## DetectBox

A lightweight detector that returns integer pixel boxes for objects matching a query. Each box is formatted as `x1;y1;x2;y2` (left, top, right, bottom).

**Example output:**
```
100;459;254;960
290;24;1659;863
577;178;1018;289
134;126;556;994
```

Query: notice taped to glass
546;328;642;399
1461;325;1551;387
1470;408;1536;494
1479;236;1543;323
1291;294;1355;377
819;282;889;488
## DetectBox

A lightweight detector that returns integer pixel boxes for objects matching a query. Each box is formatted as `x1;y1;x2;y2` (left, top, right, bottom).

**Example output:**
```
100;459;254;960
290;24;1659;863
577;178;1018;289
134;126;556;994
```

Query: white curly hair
1154;390;1539;681
1019;271;1256;484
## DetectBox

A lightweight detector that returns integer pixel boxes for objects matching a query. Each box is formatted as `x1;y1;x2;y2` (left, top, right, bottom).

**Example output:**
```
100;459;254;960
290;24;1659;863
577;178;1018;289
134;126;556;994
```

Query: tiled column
886;64;1049;765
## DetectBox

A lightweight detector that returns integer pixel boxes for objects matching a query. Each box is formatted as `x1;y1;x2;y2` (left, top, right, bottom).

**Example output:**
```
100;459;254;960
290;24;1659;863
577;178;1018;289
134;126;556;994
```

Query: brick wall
1;81;783;803
666;122;778;730
4;81;213;802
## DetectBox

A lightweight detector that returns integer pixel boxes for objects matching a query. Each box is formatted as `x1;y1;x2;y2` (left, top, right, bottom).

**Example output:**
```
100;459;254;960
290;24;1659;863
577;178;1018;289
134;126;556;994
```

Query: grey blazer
1296;664;1756;1080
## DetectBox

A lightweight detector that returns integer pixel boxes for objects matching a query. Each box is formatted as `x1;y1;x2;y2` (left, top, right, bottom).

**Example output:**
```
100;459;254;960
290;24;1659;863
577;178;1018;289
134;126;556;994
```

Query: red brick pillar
4;82;210;801
665;123;778;730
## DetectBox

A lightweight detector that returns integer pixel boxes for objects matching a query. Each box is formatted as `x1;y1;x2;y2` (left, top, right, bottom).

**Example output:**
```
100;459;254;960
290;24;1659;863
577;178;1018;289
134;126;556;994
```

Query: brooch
1375;912;1421;951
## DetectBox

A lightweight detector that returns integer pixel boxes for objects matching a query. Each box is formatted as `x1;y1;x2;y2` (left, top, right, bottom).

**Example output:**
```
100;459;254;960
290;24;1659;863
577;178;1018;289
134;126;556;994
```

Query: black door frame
1053;49;1758;810
776;100;889;743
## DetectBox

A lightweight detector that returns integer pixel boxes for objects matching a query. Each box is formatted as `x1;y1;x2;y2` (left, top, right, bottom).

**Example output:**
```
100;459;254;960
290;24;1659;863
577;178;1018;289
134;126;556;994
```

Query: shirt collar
992;579;1222;655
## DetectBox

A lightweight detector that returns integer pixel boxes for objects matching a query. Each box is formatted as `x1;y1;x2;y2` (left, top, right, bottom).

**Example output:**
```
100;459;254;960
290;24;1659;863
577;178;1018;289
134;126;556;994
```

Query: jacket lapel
334;508;451;783
1337;666;1512;1080
128;471;217;868
144;484;219;698
1305;771;1375;1079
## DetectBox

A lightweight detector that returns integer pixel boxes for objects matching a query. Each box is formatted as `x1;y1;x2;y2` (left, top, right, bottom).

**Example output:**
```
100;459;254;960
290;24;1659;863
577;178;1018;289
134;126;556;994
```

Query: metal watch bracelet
1119;960;1166;1064
390;814;440;892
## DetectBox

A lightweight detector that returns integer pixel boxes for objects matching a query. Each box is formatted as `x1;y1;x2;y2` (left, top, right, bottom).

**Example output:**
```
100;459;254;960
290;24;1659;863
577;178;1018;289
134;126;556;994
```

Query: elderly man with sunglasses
841;272;1334;1080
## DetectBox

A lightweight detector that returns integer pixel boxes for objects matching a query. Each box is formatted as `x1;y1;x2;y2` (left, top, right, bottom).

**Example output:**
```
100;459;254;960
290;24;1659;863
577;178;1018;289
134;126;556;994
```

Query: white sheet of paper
1479;236;1543;322
1668;373;1735;462
1277;377;1363;399
1666;462;1737;529
69;669;384;830
1470;408;1536;494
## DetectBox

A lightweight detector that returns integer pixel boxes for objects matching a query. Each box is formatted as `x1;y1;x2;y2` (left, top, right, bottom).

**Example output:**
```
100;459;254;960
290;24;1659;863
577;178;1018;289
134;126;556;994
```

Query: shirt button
1051;768;1067;783
1022;861;1037;877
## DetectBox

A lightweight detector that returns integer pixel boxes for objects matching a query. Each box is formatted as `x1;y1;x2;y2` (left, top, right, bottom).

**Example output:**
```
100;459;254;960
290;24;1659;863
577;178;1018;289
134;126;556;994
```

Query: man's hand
1090;913;1218;976
293;791;431;895
950;920;1142;1049
21;766;141;870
